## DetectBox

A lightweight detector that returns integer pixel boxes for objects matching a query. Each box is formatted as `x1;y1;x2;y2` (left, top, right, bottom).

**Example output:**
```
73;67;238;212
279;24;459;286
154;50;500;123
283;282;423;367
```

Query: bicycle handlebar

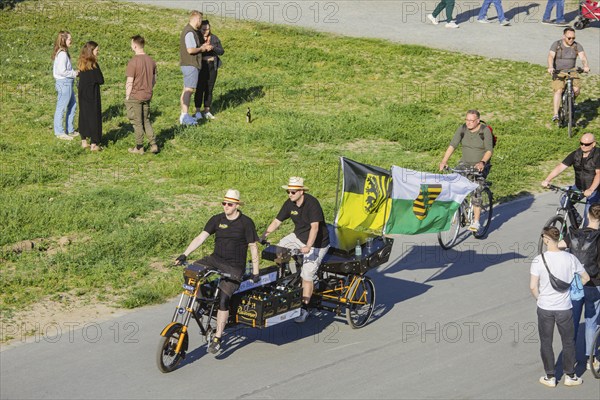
443;166;485;177
179;261;233;279
544;184;586;203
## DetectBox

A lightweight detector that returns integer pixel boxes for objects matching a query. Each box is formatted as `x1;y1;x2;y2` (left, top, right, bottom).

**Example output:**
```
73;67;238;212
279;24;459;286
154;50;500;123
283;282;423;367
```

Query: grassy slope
1;0;599;318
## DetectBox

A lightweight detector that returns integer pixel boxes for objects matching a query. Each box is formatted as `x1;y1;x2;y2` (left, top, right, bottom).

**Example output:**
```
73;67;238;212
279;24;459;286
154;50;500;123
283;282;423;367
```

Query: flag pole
333;157;342;226
381;164;393;236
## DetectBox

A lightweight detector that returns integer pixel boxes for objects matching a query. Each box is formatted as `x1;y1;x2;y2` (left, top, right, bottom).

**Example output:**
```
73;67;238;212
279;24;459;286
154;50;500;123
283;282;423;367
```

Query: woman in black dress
77;41;104;151
193;20;224;121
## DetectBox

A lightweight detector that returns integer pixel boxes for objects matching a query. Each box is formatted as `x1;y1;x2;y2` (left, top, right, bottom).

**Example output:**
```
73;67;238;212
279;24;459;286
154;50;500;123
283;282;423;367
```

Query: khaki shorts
552;71;580;91
278;233;329;282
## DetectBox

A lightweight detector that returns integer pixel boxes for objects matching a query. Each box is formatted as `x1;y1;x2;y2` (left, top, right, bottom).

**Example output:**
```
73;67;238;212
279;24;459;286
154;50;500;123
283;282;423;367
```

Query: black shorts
194;254;242;296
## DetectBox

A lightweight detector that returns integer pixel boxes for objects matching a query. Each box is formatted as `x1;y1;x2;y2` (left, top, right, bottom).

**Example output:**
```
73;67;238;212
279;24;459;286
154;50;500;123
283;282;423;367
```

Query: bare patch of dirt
1;293;132;349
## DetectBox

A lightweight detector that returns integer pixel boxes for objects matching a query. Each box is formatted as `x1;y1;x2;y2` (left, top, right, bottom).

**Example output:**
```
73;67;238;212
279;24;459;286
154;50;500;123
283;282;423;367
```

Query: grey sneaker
56;134;74;141
208;337;221;354
552;114;559;122
427;14;439;25
445;21;459;28
294;308;309;323
564;374;582;386
128;147;144;155
203;111;215;120
500;19;511;26
539;376;556;387
477;18;491;24
193;111;204;120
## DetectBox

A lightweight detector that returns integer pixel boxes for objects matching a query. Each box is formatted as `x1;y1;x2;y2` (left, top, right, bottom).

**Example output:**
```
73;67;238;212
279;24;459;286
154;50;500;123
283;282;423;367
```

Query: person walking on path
477;0;511;25
52;30;78;141
542;0;568;25
531;226;589;387
193;20;224;121
125;35;158;155
77;41;104;152
179;10;204;126
427;0;459;28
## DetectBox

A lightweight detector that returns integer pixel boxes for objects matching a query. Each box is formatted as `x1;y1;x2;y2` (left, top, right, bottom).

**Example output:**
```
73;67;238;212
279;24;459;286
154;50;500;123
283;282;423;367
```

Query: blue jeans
478;0;507;22
543;0;565;22
583;189;600;227
583;285;600;356
572;297;584;340
54;78;76;135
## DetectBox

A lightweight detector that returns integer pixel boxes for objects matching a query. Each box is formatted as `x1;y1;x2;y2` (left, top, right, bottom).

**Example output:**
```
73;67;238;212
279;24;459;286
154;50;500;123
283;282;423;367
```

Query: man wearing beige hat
262;177;330;323
175;189;260;354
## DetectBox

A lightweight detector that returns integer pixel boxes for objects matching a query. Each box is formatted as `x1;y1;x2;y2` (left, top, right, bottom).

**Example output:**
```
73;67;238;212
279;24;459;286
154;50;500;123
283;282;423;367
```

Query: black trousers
194;61;218;109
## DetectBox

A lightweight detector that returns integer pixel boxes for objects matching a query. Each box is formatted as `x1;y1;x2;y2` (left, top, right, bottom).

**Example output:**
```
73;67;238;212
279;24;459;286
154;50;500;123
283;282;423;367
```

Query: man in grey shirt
179;10;204;126
439;109;494;233
547;27;590;122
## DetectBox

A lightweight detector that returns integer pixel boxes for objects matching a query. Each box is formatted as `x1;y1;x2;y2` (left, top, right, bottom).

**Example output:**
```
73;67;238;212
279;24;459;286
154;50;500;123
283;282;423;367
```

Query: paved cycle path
125;0;599;72
2;191;599;399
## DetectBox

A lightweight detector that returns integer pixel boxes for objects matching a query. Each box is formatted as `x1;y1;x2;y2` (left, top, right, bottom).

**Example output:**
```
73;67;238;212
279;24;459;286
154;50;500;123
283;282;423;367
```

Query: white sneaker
539;376;556;387
203;111;215;120
564;374;582;386
56;134;74;141
500;19;511;26
294;308;309;323
193;112;204;120
468;221;481;232
587;358;599;371
427;14;439;25
179;114;197;126
477;18;490;23
445;21;459;28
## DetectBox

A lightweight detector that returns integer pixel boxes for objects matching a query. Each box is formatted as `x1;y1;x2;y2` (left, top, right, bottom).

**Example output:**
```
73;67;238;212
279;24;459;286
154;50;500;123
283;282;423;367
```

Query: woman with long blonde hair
52;31;78;140
77;41;104;151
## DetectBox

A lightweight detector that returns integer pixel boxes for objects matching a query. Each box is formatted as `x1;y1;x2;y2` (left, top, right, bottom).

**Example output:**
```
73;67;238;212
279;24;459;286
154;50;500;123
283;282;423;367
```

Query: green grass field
1;0;599;326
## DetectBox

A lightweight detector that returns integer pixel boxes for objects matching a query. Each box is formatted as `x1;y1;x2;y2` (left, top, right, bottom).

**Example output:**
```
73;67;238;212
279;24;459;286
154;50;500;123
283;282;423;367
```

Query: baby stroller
574;0;600;29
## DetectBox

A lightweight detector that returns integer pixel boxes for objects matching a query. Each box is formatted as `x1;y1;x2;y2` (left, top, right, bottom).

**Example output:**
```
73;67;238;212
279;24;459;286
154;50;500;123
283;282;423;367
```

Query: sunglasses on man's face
222;202;236;207
286;190;298;195
580;141;595;146
566;36;576;40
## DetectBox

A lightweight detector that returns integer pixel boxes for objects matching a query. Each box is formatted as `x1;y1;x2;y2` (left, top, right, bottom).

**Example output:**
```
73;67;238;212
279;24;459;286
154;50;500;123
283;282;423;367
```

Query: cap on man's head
282;177;309;191
223;189;241;204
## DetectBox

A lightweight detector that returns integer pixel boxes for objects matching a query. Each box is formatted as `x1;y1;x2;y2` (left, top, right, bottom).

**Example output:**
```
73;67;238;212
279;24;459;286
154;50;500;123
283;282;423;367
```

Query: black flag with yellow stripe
335;157;392;232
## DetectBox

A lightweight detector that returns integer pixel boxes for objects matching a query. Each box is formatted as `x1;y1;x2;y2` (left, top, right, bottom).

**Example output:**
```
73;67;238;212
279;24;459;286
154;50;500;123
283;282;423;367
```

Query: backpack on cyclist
460;121;497;148
568;226;600;278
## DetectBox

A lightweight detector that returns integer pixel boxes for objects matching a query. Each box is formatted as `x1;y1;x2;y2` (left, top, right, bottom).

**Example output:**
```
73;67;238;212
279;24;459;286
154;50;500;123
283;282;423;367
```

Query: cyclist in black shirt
175;189;259;354
542;133;600;226
261;177;330;323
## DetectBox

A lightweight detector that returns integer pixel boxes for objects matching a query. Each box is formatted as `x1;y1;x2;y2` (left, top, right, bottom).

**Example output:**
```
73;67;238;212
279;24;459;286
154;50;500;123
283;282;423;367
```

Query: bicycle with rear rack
437;166;493;250
554;67;586;138
538;184;585;253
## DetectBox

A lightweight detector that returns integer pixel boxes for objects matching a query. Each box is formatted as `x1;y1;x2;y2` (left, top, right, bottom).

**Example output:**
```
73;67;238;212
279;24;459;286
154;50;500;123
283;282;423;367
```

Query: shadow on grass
576;98;600;130
214;85;265;113
103;121;132;146
102;103;124;123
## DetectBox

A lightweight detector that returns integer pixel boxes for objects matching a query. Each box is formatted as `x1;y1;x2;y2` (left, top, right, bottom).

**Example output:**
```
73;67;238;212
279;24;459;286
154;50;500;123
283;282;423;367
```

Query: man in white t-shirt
530;226;590;387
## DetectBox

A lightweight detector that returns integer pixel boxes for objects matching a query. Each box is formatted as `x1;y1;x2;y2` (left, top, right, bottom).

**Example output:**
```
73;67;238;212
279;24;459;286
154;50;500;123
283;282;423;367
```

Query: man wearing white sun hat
175;189;259;354
261;177;330;323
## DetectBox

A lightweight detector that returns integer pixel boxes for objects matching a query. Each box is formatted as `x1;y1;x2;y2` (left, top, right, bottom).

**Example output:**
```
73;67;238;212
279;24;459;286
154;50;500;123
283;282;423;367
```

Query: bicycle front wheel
591;327;600;379
345;276;376;329
157;325;188;373
474;187;493;238
438;207;461;249
567;93;574;138
538;215;566;254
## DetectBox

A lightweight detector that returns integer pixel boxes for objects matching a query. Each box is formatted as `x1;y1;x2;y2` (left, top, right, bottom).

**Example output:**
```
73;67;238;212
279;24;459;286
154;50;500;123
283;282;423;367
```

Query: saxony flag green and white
335;158;392;232
384;166;478;234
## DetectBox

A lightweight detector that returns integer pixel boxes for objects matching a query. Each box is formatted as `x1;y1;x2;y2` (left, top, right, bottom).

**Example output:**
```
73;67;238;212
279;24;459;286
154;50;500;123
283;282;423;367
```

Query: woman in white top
52;31;78;140
530;226;589;387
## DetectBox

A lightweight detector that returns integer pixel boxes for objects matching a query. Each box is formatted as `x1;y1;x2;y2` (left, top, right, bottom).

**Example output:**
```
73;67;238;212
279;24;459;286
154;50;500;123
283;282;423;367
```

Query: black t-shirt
203;211;259;270
562;147;600;191
276;193;330;248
